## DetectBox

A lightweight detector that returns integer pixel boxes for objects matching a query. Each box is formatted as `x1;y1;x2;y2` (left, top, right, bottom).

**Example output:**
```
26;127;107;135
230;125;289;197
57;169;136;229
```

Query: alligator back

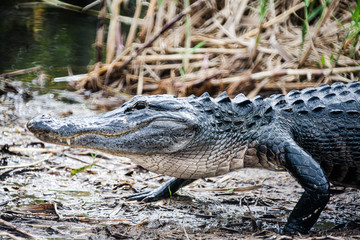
275;81;360;187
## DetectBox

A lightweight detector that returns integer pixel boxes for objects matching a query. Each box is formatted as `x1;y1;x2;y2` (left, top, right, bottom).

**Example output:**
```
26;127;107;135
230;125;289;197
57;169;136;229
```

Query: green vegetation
70;152;99;176
180;40;206;78
332;0;360;66
168;185;172;196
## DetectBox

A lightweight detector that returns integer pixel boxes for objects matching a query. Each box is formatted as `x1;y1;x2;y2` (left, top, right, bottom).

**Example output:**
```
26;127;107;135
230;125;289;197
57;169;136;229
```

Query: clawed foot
124;177;195;202
124;189;167;202
282;223;309;235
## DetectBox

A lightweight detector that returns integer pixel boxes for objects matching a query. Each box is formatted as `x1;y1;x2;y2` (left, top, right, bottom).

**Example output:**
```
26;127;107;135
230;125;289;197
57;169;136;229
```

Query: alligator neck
129;92;273;179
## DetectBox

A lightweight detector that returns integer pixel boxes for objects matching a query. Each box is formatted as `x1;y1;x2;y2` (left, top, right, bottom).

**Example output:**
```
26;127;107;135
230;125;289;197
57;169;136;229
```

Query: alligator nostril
26;120;33;131
27;114;52;133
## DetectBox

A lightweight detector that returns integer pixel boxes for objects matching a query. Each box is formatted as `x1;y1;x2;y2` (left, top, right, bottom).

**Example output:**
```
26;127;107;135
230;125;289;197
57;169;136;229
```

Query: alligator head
27;93;258;179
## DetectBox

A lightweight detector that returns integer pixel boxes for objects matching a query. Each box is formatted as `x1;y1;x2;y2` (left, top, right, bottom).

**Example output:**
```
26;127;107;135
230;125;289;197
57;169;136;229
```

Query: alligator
27;81;360;234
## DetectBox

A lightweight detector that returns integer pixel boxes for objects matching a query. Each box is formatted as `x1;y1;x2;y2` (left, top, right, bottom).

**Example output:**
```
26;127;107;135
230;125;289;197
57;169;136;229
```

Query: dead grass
76;0;360;98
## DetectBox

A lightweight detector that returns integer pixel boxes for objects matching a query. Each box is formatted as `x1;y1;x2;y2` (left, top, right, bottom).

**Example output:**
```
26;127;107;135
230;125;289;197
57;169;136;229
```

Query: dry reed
74;0;360;98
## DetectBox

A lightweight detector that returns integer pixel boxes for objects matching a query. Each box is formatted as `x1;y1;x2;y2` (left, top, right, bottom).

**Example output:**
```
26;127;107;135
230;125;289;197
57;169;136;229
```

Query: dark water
0;0;97;83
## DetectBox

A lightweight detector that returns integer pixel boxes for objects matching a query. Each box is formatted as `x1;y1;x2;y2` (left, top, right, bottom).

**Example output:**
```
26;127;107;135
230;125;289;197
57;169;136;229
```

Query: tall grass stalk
183;0;191;74
249;0;268;62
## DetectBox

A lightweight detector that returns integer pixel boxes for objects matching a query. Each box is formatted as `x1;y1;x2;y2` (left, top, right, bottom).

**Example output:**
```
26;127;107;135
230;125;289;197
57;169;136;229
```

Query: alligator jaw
27;113;197;155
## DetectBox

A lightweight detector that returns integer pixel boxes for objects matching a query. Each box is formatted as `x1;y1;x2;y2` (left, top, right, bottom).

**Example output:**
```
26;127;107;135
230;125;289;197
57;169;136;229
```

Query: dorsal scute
332;84;346;93
253;95;263;103
270;94;287;108
198;92;212;103
233;93;251;106
215;91;231;103
199;92;210;98
287;89;301;99
232;93;254;114
331;81;345;87
348;81;360;90
318;85;331;94
348;81;360;101
214;92;234;114
302;87;317;96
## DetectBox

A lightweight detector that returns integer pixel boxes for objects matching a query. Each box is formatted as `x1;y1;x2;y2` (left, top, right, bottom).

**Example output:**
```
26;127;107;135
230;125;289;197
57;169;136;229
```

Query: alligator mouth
28;115;195;151
40;125;141;144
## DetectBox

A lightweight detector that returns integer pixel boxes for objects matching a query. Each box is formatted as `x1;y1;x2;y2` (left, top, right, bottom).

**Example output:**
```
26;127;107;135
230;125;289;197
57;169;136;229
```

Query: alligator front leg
125;177;196;202
280;140;330;234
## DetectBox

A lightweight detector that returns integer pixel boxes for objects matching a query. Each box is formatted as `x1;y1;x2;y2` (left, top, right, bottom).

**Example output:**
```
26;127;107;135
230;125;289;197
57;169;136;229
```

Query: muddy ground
0;92;359;239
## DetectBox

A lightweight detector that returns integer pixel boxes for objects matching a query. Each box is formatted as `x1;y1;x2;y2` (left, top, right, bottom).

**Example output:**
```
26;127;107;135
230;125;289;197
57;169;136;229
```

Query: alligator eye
133;101;147;110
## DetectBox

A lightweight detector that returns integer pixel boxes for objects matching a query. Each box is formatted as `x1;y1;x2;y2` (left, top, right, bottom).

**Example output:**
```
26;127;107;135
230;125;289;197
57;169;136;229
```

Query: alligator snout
27;114;57;135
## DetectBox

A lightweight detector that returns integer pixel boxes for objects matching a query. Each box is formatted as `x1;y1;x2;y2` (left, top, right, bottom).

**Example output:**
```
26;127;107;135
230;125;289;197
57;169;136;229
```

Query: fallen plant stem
251;66;360;80
43;0;142;25
106;0;121;64
0;232;23;240
0;66;42;78
1;211;131;224
182;224;190;240
124;0;142;49
95;0;106;63
8;147;58;154
0;153;53;170
196;185;263;192
0;218;40;239
211;66;360;85
63;152;108;169
82;0;101;12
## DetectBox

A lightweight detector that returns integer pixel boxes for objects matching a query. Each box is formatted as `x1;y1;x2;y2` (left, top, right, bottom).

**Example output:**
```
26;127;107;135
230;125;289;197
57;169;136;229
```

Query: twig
151;46;248;54
195;185;263;192
8;147;58;154
0;232;23;240
251;66;360;80
270;34;294;62
182;224;190;240
95;0;106;63
137;53;145;95
191;35;278;54
1;211;131;224
82;0;101;12
0;218;40;239
0;153;52;170
124;0;142;49
116;53;205;62
53;202;63;220
42;0;143;25
138;0;157;41
145;60;219;71
63;152;108;169
183;0;191;73
161;67;227;83
210;66;360;85
247;78;270;98
0;66;42;78
106;0;122;64
249;0;268;64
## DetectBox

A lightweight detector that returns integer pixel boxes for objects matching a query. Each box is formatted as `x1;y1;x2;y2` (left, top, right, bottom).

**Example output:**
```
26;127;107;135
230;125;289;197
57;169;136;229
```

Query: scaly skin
27;81;360;234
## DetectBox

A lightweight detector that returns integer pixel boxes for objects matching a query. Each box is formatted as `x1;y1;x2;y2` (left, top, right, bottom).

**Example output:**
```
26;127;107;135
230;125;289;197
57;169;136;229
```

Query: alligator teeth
66;139;71;145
